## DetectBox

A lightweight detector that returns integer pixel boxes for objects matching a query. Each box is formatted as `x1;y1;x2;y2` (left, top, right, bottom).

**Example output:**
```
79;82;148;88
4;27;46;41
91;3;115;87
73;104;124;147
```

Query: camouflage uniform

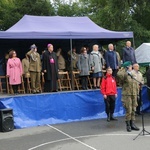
131;69;144;114
117;68;139;121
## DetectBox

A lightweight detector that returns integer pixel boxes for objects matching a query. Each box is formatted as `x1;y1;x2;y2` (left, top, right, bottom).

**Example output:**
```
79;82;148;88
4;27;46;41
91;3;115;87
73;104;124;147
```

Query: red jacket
101;73;117;95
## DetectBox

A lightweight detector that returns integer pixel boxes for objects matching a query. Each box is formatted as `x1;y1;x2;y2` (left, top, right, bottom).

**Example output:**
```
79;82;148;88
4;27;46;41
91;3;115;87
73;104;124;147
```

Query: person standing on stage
22;53;30;78
77;47;90;90
101;68;118;122
56;48;66;72
122;41;137;64
68;47;79;71
132;63;144;115
90;44;105;89
42;44;58;92
117;61;139;132
105;43;119;78
7;50;23;94
27;44;41;94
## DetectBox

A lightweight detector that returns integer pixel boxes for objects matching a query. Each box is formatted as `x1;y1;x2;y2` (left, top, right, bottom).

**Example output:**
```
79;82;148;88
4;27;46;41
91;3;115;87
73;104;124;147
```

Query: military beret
121;61;132;68
30;44;37;49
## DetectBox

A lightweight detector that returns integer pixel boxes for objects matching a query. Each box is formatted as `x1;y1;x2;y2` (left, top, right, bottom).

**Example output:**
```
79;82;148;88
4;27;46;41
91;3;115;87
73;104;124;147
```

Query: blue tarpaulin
0;87;149;129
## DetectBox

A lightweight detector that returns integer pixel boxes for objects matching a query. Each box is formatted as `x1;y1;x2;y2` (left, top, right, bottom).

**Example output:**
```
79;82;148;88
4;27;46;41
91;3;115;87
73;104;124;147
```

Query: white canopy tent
135;43;150;66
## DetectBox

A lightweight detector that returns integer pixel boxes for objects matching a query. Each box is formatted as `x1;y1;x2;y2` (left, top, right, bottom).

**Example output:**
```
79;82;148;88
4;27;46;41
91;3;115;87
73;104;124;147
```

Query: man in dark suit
105;43;119;77
122;41;137;64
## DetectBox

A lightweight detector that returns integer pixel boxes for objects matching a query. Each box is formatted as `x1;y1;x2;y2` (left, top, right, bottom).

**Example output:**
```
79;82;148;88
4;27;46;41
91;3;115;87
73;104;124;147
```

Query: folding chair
0;76;8;94
72;71;82;90
58;71;72;91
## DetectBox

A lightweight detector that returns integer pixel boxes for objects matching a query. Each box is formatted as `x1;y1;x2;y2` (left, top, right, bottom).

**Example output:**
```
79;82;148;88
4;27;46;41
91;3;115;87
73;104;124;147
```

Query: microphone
127;72;133;78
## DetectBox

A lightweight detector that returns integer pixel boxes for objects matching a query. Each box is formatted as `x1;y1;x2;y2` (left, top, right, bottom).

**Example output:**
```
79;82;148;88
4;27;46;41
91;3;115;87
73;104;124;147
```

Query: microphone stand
129;74;150;140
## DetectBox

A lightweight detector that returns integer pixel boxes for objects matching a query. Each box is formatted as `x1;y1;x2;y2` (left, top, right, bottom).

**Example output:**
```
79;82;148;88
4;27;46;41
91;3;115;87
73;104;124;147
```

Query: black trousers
12;85;18;94
104;95;116;115
80;76;88;90
112;69;118;78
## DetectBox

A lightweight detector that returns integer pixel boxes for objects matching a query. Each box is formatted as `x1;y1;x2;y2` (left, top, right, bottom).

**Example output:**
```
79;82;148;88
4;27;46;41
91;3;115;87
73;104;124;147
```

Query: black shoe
14;92;19;95
93;86;97;89
126;121;132;132
32;90;36;94
107;113;110;122
130;120;140;131
36;90;41;93
107;117;110;122
110;116;118;121
52;90;58;92
110;114;118;121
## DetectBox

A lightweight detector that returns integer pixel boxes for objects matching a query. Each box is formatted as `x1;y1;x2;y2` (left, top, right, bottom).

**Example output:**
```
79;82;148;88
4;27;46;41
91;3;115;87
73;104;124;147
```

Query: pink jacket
7;58;23;85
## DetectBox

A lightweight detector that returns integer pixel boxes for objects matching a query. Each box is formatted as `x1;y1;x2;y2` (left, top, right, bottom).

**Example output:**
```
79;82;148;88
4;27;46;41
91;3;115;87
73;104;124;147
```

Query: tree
0;0;55;30
79;0;150;47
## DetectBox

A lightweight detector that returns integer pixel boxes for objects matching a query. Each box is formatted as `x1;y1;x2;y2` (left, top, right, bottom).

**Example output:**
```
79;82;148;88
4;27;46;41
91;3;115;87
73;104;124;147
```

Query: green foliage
0;0;55;30
0;0;150;49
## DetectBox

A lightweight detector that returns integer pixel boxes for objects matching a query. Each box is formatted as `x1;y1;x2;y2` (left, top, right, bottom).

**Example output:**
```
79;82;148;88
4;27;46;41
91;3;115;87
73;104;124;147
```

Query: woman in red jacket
101;68;118;122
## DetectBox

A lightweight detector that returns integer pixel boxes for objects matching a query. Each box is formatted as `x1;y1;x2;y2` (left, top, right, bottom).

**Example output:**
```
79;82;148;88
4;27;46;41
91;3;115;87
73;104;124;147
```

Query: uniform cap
30;44;37;49
121;61;132;68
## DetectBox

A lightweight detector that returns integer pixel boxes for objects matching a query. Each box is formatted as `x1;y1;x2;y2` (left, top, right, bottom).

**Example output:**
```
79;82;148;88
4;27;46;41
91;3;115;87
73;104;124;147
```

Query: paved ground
0;114;150;150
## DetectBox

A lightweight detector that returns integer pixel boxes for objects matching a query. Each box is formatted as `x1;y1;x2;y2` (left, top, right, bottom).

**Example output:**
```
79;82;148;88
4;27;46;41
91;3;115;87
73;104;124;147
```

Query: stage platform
0;87;150;129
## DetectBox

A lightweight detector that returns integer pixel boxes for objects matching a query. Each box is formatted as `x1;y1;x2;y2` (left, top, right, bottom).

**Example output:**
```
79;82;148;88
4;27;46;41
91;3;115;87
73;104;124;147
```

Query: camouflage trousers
122;95;138;121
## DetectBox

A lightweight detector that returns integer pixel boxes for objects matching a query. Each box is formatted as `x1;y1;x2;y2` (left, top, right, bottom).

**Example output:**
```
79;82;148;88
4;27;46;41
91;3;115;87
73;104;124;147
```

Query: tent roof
135;43;150;65
0;15;133;39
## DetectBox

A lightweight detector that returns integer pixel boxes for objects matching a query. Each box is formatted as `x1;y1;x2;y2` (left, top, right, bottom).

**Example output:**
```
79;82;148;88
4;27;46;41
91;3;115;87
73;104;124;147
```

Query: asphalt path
0;114;150;150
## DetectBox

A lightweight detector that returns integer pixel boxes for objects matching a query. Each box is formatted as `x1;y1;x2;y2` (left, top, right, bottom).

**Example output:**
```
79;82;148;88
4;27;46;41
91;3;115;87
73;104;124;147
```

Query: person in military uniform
117;61;140;132
56;48;66;72
27;44;41;94
22;53;30;77
68;47;79;71
22;53;30;93
132;63;144;115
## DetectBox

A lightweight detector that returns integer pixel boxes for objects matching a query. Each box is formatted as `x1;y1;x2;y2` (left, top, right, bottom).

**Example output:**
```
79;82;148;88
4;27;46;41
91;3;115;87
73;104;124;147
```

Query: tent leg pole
132;34;135;49
70;39;74;89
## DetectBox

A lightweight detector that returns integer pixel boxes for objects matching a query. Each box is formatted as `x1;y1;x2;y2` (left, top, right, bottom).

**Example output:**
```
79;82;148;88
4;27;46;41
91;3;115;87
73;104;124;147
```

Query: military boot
130;120;140;131
107;113;110;122
110;114;118;121
126;121;132;132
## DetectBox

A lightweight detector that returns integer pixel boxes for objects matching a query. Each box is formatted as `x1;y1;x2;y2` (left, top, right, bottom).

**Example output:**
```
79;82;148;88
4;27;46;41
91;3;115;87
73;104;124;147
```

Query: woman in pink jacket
7;50;23;94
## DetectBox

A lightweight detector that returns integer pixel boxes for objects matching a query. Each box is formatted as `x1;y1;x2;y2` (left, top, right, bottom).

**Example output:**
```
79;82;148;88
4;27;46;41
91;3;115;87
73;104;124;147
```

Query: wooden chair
0;76;8;94
41;72;45;92
58;71;72;91
72;71;82;90
87;72;93;89
26;75;32;93
18;76;25;94
6;76;25;94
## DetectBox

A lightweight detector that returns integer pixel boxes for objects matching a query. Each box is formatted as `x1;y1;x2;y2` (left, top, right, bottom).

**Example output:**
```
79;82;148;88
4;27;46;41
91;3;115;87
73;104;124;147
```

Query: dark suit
105;50;118;77
122;47;137;64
